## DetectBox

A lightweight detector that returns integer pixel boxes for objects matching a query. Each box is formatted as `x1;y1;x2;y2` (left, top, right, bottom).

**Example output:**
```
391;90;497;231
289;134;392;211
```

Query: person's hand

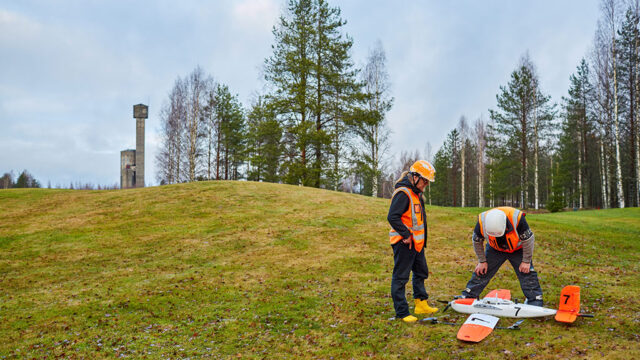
474;262;488;276
519;262;530;274
402;236;411;244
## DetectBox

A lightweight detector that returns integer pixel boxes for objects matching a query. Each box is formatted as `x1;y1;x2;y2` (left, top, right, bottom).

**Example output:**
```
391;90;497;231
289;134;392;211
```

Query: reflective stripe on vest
478;207;522;253
389;187;425;251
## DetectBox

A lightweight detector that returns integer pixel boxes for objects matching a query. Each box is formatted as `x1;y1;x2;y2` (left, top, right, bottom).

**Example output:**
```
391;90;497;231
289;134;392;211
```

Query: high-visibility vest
389;187;425;252
477;206;524;253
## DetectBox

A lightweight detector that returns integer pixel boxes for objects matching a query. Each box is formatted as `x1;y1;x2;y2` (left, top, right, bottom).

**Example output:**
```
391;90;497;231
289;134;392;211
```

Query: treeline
431;0;640;210
1;170;118;190
1;170;41;189
155;0;392;196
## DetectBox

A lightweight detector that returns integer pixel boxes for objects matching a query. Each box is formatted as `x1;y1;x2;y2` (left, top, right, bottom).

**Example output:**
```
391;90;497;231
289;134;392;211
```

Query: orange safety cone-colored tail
555;285;581;323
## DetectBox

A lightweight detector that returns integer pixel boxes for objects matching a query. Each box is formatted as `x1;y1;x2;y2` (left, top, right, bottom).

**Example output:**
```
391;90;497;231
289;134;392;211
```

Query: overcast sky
0;0;601;187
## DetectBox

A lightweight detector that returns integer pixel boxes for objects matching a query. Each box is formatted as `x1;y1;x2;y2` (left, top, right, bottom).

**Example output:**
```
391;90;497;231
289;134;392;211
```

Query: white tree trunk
635;16;640;207
614;119;625;207
478;152;484;207
600;139;609;209
489;157;494;208
636;122;640;206
461;144;465;207
550;156;553;190
612;18;626;208
534;144;539;210
578;131;583;209
533;94;539;210
372;124;378;197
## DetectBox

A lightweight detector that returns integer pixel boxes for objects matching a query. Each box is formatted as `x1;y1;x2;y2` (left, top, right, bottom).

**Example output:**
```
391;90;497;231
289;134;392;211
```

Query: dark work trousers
461;244;544;306
391;241;429;318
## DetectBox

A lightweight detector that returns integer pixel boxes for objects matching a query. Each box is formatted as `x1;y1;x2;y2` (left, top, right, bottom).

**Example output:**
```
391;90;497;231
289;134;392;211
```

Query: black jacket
387;175;427;241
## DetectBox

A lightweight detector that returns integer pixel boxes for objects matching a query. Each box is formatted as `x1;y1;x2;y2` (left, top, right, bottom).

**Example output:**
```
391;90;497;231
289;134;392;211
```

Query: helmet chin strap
410;173;419;187
410;173;425;190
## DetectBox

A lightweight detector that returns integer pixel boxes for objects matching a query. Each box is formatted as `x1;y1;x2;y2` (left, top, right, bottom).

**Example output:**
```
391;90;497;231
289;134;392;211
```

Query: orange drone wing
457;313;500;342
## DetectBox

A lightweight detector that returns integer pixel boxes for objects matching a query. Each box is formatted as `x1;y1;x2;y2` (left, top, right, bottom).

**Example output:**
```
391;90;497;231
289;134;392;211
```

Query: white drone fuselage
451;297;557;318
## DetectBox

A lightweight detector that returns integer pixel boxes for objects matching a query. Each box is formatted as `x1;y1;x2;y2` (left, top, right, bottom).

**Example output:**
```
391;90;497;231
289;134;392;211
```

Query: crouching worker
387;160;439;323
461;207;544;306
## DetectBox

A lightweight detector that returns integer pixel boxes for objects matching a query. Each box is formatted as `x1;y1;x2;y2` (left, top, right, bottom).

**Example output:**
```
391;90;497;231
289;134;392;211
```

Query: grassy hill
1;181;639;359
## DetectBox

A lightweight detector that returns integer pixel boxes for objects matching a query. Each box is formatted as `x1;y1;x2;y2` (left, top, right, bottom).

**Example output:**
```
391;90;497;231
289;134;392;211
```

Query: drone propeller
418;316;457;326
434;299;452;313
497;319;525;330
442;302;452;313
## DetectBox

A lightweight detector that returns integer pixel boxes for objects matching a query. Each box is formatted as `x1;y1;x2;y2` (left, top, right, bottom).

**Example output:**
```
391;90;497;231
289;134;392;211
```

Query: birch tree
184;67;211;182
425;142;433;205
156;77;186;184
533;84;542;209
203;84;218;180
360;40;393;197
592;19;614;208
458;116;469;207
603;0;626;207
618;5;640;206
474;117;487;207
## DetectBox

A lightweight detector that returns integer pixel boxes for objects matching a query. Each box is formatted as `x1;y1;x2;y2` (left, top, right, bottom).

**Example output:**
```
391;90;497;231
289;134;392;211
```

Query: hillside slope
1;181;639;359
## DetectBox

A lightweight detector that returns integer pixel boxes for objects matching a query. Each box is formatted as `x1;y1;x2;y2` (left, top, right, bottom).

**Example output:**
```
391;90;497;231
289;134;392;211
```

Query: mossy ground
0;181;638;359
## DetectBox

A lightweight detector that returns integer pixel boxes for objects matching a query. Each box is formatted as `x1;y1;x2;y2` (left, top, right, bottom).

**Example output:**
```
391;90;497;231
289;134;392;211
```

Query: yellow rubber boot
414;299;438;314
401;315;418;323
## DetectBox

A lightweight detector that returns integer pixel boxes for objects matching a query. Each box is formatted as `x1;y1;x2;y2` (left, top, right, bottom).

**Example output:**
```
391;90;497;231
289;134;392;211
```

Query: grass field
1;181;639;359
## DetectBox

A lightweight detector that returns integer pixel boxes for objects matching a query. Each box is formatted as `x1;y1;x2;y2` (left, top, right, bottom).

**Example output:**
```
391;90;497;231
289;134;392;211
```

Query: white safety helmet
484;209;507;237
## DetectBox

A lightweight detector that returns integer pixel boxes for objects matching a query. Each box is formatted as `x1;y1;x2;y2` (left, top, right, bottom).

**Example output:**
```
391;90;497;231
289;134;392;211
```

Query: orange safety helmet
410;160;435;182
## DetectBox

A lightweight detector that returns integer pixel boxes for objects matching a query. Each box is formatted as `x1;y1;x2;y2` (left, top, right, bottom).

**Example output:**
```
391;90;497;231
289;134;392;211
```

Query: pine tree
265;0;363;188
562;59;596;208
14;170;40;188
247;97;283;183
431;144;452;206
215;84;246;180
488;54;552;208
265;0;315;185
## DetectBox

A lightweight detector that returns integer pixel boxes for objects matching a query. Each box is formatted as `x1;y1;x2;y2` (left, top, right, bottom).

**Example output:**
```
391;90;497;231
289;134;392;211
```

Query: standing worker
387;160;439;323
460;207;544;306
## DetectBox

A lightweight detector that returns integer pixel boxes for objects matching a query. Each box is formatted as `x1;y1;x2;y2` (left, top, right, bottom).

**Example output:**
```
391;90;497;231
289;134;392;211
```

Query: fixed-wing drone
422;285;593;342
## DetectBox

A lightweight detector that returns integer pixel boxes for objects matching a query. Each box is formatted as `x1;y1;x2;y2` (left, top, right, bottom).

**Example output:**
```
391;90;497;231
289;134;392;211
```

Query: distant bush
546;193;565;213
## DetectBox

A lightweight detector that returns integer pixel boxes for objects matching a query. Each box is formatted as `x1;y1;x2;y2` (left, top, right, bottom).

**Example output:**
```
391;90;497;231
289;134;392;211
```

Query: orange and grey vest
478;206;524;253
389;187;425;252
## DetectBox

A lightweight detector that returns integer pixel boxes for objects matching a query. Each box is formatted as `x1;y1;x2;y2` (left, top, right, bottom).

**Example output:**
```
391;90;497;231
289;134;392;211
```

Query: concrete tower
120;149;136;188
134;104;148;187
120;104;148;189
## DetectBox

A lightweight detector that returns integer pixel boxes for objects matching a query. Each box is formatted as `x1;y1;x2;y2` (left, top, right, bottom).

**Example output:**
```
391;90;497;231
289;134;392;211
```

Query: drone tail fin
555;285;581;323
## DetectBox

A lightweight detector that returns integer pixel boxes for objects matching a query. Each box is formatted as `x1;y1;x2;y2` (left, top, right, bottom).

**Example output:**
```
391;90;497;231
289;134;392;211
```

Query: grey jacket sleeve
472;232;487;263
519;228;535;263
